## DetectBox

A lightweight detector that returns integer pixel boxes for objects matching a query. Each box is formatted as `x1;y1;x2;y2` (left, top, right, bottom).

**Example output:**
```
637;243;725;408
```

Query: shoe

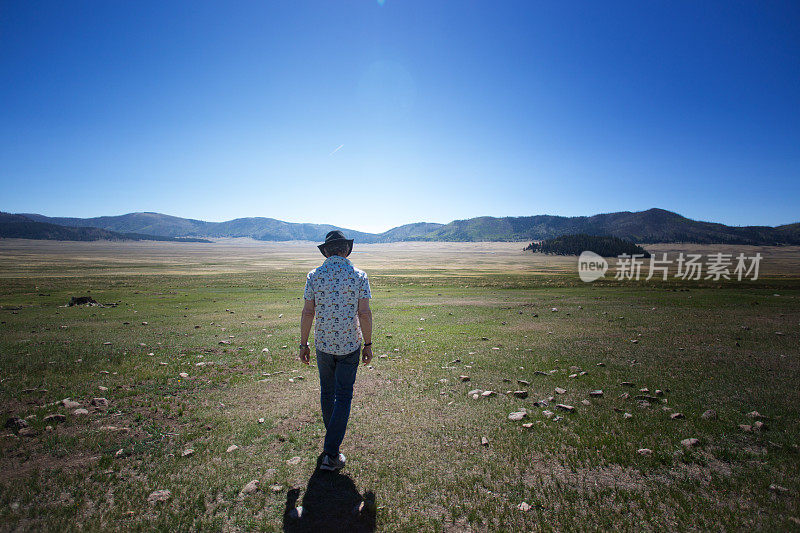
320;452;346;471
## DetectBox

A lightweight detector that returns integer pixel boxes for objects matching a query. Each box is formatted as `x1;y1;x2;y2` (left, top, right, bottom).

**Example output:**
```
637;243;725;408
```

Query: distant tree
524;234;650;258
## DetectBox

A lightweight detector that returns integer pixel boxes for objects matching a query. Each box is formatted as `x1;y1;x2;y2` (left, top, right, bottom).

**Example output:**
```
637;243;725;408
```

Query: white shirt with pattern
304;255;371;355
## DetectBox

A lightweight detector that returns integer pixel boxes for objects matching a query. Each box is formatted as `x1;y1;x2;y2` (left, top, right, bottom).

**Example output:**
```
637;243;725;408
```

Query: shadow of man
283;454;376;533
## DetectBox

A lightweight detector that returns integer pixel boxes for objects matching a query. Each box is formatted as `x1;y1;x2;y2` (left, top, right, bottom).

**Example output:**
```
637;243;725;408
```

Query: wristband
363;342;372;347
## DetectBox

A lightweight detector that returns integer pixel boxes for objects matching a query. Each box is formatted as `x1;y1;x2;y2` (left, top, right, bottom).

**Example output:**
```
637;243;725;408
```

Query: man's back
304;255;371;355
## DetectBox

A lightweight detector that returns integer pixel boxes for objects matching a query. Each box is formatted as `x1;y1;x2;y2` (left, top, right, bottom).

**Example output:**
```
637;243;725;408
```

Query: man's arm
299;299;315;364
357;298;373;365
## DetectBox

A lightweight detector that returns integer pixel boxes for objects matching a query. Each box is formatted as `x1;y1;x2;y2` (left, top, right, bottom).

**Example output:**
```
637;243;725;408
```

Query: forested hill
13;208;800;245
0;213;210;242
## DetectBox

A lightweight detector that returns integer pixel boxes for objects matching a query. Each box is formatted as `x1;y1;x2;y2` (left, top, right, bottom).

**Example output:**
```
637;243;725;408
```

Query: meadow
0;239;798;531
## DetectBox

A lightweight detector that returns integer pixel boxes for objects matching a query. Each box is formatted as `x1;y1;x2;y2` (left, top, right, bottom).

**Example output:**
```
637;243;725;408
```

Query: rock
182;449;194;457
739;424;753;432
569;373;578;379
241;480;260;494
596;362;605;367
481;390;496;398
542;410;554;419
270;484;283;493
73;408;89;416
581;399;591;406
534;371;548;376
754;420;765;431
555;387;566;395
670;413;685;420
517;379;530;386
681;438;700;448
262;348;269;353
481;436;489;447
287;456;302;465
91;398;109;408
258;418;265;424
98;386;108;391
467;389;483;396
556;404;574;412
589;390;603;397
637;448;653;456
19;427;38;437
226;445;239;453
508;411;528;421
44;414;66;423
517;501;532;512
513;390;528;399
637;400;651;408
623;413;633;419
522;423;534;428
701;409;717;420
61;399;81;409
69;295;101;307
619;392;630;400
747;411;763;419
179;372;189;378
147;490;172;504
4;416;28;431
655;390;664;396
622;382;634;387
459;375;470;382
219;340;231;345
551;307;558;312
769;483;789;494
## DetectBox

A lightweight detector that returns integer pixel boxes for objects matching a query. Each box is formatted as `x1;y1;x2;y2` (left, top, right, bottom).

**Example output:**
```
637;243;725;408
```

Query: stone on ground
148;490;172;504
701;409;717;420
61;399;81;409
241;480;260;494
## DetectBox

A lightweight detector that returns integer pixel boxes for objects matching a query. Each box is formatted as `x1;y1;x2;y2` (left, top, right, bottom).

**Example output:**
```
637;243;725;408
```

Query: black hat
318;230;354;257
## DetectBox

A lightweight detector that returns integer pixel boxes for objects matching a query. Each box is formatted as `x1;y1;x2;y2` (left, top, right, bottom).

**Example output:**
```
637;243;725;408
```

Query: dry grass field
0;239;798;531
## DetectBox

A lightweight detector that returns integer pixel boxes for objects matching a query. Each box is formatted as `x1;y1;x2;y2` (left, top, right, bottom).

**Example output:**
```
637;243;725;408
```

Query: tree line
524;233;651;258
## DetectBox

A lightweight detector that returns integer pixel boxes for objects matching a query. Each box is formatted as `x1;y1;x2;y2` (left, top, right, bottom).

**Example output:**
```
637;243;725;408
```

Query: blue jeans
316;347;359;458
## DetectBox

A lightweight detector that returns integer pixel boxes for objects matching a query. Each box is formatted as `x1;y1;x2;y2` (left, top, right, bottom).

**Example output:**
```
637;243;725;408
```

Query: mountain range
0;213;210;243
3;208;799;245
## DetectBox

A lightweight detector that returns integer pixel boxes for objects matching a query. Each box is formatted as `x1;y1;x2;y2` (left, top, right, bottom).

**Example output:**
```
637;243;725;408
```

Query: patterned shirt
304;255;371;355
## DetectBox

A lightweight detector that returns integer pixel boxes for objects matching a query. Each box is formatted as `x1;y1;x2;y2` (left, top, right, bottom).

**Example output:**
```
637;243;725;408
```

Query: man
299;230;373;471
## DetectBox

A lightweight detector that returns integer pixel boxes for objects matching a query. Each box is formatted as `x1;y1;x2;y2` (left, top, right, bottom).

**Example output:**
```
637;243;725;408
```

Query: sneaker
320;452;346;471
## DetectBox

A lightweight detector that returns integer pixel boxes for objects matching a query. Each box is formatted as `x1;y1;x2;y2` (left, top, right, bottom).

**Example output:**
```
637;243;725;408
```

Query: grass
0;241;798;531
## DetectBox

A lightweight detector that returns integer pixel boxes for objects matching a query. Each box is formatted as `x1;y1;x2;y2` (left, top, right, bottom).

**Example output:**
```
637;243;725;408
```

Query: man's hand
361;345;373;365
299;345;311;365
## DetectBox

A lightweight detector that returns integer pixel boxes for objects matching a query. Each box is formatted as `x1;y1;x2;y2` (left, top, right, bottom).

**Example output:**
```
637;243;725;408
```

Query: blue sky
1;1;798;233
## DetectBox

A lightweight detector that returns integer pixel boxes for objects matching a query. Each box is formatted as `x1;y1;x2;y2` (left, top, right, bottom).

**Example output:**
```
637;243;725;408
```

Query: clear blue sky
1;1;798;233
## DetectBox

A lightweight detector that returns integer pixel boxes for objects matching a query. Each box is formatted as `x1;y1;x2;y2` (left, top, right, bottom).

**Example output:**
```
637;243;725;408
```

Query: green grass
1;269;799;531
